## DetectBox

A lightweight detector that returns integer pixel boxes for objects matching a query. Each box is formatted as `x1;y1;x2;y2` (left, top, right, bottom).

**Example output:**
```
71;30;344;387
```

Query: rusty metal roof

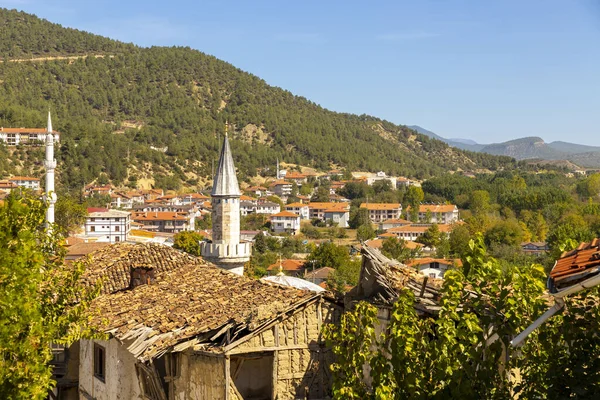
549;238;600;290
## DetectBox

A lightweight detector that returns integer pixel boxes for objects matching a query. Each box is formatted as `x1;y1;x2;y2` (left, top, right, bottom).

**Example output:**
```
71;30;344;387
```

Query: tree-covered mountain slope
0;8;518;191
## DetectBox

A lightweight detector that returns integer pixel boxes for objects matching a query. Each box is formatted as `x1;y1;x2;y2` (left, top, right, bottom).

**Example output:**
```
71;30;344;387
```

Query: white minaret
276;157;280;180
200;124;251;275
44;110;57;228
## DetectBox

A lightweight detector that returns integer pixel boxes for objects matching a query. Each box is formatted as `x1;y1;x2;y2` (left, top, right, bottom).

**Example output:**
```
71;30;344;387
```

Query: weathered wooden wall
174;352;226;400
228;299;340;400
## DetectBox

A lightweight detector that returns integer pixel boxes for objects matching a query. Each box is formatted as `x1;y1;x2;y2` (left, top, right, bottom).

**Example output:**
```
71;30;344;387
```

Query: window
90;226;95;232
115;226;120;232
91;218;95;222
115;236;120;242
93;343;106;382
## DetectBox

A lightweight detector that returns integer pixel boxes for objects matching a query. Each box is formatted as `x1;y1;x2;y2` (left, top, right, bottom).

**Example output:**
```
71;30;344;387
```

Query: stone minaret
201;127;250;275
44;110;57;228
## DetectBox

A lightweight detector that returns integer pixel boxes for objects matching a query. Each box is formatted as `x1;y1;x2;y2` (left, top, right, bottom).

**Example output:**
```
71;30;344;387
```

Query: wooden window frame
93;343;106;382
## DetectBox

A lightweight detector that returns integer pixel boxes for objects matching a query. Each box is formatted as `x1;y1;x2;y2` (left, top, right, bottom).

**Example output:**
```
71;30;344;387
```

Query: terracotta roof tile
360;203;401;210
80;243;204;294
550;238;600;290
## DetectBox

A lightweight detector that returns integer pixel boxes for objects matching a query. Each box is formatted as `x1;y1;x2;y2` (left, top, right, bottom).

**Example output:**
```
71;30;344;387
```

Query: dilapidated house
74;243;341;400
345;246;444;333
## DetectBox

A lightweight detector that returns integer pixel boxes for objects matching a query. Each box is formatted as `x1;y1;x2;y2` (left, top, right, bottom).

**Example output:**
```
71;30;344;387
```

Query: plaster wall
78;339;142;400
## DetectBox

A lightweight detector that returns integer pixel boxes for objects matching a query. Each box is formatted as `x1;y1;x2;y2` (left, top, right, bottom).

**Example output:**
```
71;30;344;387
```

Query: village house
385;223;452;242
284;172;308;185
240;200;257;216
156;194;184;205
323;207;350;228
74;243;341;400
244;186;269;197
378;218;412;231
304;267;335;286
83;184;113;198
521;241;549;256
360;203;402;223
267;259;307;277
308;202;350;222
140;188;164;200
131;211;195;233
84;208;131;243
110;192;134;209
416;204;459;224
284;202;310;220
270;211;301;235
364;238;424;253
0;180;18;193
9;176;41;190
270;180;293;197
256;201;281;215
366;171;397;188
0;126;60;146
405;257;462;279
181;193;210;206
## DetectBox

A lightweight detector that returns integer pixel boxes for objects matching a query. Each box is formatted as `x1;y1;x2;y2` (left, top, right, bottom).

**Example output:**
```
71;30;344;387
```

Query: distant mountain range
408;126;600;168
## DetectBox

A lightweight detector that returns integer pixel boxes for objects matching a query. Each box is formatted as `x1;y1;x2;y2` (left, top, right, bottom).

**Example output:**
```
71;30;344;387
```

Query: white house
0;127;59;146
84;209;131;243
270;180;293;197
270;211;301;235
417;204;459;224
256;201;281;215
405;258;461;279
366;171;397;188
9;176;41;191
360;203;402;223
284;202;310;220
324;208;350;228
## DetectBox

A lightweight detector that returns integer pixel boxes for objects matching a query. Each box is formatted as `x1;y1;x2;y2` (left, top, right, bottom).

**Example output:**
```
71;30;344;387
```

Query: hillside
479;137;567;160
0;8;519;192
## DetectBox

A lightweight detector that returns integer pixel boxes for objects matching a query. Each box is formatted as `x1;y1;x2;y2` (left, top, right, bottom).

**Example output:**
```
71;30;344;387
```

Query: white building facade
84;210;131;243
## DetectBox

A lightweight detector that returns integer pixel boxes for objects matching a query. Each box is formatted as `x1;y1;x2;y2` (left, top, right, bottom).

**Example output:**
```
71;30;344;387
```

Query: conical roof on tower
47;110;53;133
211;133;241;196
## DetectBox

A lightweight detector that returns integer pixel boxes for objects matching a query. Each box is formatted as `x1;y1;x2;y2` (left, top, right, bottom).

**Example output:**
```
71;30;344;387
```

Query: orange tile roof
270;211;300;218
185;193;209;199
418;204;457;213
9;176;40;181
360;203;401;211
267;259;306;271
132;212;189;221
270;180;292;186
550;238;600;289
309;202;349;211
285;172;307;179
381;218;412;225
0;127;59;134
245;186;268;191
240;195;256;201
405;258;462;268
285;202;308;208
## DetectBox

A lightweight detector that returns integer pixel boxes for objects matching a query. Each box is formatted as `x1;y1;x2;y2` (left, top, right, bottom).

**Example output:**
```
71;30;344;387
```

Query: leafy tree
0;192;99;398
380;237;420;263
484;219;524;246
405;186;424;222
172;231;204;256
55;195;87;235
356;224;376;242
253;232;268;253
349;207;370;229
324;235;548;399
449;224;471;258
416;224;442;249
311;186;330;202
469;190;491;214
307;241;351;270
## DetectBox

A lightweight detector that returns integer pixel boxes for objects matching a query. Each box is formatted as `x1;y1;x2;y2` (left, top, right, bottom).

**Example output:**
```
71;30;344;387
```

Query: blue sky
2;0;600;145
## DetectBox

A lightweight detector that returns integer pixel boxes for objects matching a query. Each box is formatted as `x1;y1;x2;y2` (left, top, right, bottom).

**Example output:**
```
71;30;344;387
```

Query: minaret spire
201;124;250;275
44;110;57;229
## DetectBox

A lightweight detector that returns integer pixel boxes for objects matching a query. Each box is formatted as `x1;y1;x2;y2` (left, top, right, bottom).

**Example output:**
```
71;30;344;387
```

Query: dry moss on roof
90;263;316;361
79;242;205;294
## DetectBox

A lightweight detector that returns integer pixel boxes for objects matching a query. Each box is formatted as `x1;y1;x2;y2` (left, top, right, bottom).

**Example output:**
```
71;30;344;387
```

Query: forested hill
0;8;519;191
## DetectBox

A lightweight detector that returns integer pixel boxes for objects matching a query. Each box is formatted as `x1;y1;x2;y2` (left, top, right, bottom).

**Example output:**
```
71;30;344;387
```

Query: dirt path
1;54;114;63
